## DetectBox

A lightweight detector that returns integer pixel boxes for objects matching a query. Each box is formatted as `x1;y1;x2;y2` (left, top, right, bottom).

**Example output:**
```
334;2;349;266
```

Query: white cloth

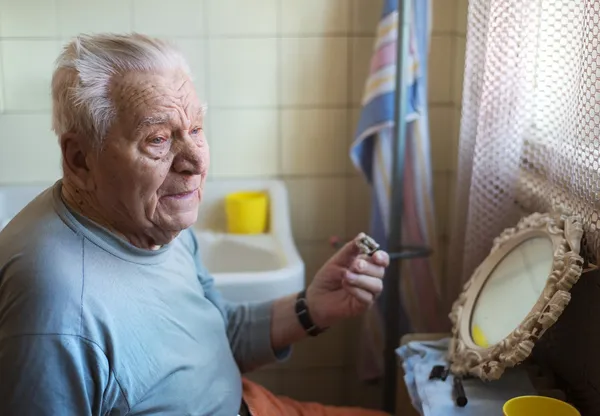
396;338;537;415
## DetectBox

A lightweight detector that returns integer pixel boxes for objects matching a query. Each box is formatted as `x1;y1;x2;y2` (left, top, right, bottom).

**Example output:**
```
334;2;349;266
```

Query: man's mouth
163;188;199;200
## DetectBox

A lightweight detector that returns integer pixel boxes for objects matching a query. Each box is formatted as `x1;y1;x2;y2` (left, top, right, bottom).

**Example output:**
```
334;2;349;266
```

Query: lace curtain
446;1;600;411
446;0;600;307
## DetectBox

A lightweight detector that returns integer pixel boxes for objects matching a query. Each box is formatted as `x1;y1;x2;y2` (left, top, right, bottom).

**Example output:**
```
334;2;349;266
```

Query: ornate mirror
448;213;585;381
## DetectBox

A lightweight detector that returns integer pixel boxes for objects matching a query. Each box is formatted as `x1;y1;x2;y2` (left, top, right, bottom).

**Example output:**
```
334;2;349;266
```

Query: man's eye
190;127;202;135
150;137;167;145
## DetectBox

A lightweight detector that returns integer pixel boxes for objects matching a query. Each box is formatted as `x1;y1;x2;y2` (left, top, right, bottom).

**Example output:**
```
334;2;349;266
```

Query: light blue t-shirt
0;182;288;415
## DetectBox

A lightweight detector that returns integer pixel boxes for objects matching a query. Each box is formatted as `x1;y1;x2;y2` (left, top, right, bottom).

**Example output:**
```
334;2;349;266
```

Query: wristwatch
295;289;327;336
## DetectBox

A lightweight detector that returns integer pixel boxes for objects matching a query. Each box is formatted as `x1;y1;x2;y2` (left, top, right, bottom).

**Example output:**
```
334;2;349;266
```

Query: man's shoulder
0;246;85;336
0;190;84;302
0;191;86;339
0;185;80;256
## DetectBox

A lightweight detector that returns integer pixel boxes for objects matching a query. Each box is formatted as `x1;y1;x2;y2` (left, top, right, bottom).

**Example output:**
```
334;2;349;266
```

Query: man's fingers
349;257;385;279
335;233;389;267
342;279;374;304
344;271;383;296
371;250;389;267
334;233;365;262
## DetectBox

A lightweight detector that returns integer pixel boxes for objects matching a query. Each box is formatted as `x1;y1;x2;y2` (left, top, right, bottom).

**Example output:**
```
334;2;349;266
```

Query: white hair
51;33;191;146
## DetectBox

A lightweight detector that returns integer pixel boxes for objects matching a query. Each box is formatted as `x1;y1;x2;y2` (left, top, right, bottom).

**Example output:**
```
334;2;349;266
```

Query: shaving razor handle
329;234;381;256
355;234;381;256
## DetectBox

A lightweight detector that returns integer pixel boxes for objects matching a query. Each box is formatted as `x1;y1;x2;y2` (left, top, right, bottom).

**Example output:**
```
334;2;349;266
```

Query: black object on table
453;376;468;407
429;365;449;381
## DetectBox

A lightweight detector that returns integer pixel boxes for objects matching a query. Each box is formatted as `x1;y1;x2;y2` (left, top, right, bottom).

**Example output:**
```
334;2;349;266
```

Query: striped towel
350;0;446;382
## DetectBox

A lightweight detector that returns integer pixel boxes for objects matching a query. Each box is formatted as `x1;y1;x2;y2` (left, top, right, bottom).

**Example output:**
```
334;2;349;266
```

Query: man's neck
60;180;164;250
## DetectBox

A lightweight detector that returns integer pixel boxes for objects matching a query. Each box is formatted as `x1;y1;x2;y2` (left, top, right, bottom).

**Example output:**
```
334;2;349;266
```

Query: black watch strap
295;289;326;336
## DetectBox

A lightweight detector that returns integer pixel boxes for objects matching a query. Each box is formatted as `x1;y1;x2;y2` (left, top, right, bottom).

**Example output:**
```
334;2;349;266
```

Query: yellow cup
504;396;580;416
225;191;268;234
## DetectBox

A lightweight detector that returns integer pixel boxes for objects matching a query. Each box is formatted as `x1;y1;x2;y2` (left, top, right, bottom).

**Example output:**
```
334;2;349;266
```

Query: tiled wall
0;0;467;408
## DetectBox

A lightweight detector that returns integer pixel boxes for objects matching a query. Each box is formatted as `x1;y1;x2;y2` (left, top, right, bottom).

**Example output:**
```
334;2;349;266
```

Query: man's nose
172;137;205;175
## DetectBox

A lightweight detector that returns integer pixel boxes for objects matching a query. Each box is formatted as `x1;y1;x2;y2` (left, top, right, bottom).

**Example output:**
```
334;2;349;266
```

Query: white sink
192;179;304;303
0;179;305;303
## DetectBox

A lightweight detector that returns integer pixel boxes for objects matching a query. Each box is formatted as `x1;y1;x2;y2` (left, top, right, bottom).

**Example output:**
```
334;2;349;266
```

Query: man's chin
158;211;199;234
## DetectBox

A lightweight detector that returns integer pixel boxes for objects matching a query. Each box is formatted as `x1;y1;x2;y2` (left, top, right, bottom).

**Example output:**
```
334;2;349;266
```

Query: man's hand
269;233;388;351
306;233;390;329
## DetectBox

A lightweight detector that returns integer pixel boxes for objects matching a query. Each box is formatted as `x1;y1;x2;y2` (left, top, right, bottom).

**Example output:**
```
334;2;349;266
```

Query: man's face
88;70;209;241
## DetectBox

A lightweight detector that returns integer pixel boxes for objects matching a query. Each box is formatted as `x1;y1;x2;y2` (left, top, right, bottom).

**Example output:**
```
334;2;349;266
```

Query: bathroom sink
0;179;305;304
197;233;282;274
192;179;305;303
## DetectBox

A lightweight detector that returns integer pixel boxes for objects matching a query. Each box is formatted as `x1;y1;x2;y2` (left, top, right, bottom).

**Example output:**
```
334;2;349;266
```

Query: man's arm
270;235;389;350
187;230;296;372
0;334;125;415
187;230;387;372
192;258;293;372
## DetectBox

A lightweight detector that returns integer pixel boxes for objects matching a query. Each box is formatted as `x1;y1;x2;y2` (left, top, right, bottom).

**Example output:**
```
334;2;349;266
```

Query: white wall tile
433;172;450;240
351;0;383;35
171;39;207;101
209;109;278;177
57;0;131;38
297;242;337;285
350;37;375;106
201;110;215;178
207;0;277;36
0;114;61;184
285;177;346;241
208;38;277;107
281;109;348;175
437;171;458;279
454;107;463;148
432;0;457;33
429;106;456;172
446;171;457;225
428;35;453;103
453;36;466;106
452;107;461;164
0;0;58;37
280;38;348;106
133;0;204;37
2;40;60;112
456;0;468;35
281;0;350;35
345;176;371;239
340;315;363;365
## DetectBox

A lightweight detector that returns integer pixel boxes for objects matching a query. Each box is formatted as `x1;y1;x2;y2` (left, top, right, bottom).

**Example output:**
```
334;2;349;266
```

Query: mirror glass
470;237;554;347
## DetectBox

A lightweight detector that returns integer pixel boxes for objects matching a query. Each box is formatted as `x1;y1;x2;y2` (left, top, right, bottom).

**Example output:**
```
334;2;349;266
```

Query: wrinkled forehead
110;70;204;130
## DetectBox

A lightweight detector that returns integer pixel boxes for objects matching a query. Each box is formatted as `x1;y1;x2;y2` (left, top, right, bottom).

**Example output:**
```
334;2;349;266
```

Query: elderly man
0;34;390;416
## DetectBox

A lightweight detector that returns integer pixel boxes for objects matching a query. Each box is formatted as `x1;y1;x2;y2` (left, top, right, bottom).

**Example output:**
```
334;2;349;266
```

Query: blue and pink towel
350;0;447;381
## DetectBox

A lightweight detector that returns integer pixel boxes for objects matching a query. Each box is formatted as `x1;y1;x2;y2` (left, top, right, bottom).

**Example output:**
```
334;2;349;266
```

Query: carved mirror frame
448;213;584;381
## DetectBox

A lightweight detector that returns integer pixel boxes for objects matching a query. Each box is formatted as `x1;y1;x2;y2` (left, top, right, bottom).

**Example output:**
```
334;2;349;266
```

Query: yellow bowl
225;191;268;234
504;396;580;416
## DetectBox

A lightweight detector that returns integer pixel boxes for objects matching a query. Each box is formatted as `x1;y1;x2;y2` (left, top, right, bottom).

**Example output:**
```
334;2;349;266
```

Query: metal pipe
382;0;413;412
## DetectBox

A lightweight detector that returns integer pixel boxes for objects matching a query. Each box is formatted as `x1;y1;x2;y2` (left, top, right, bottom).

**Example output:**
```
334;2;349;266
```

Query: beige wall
430;0;467;292
0;0;467;408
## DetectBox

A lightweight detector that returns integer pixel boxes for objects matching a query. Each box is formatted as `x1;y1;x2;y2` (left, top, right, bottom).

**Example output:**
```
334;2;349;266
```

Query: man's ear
60;133;95;190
